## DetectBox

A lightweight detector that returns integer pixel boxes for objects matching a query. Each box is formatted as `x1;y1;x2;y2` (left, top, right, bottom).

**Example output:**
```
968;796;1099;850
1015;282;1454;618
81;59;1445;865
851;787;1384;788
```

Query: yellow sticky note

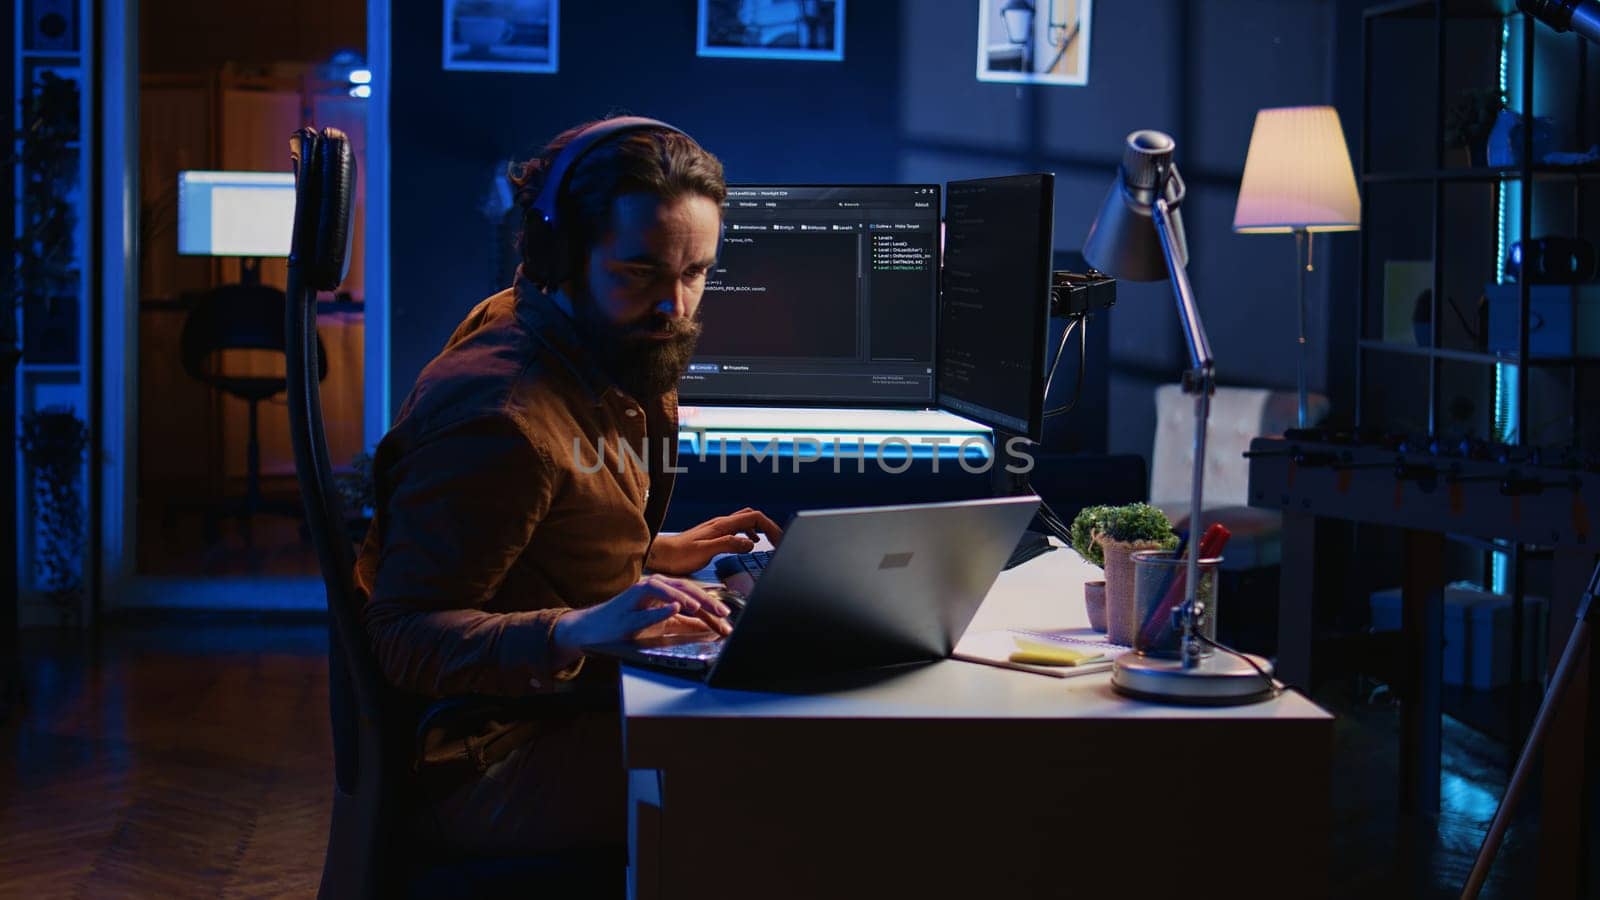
1009;638;1106;667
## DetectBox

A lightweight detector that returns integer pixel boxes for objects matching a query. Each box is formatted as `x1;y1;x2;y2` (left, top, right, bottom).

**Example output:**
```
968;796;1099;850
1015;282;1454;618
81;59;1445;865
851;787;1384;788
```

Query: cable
1033;494;1075;544
1191;629;1282;697
1041;316;1079;398
1025;484;1072;543
1036;506;1070;536
1044;315;1089;418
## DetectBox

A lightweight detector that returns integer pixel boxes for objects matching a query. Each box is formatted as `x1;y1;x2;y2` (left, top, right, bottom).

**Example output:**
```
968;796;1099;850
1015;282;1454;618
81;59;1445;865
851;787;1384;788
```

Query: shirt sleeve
361;415;580;697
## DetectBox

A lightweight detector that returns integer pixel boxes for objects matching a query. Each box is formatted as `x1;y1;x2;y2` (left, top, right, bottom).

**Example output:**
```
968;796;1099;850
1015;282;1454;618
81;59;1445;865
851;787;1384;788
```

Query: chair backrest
1149;383;1329;510
180;283;330;387
285;126;392;900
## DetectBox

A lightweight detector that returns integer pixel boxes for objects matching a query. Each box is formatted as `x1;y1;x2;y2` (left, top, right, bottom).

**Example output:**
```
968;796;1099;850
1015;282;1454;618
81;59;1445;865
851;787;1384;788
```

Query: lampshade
1232;106;1360;234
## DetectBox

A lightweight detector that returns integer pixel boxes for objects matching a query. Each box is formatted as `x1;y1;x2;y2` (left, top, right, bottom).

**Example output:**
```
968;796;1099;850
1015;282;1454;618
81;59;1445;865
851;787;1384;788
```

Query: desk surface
622;541;1330;723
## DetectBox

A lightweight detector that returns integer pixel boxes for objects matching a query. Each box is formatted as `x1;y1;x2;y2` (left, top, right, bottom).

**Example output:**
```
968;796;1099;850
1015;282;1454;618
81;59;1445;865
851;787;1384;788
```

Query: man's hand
644;507;785;575
550;574;732;670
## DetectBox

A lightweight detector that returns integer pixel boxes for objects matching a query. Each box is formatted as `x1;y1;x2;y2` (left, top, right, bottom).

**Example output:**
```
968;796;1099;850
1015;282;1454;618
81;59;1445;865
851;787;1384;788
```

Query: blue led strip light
1492;16;1514;594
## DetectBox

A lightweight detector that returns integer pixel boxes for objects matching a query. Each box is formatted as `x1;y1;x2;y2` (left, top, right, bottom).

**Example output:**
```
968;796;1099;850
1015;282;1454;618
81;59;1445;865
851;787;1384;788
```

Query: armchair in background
1149;383;1329;652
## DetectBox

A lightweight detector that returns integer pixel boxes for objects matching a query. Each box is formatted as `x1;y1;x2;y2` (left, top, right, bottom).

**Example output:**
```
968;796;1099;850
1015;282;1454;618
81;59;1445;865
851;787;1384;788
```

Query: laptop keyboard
640;640;725;661
713;550;773;581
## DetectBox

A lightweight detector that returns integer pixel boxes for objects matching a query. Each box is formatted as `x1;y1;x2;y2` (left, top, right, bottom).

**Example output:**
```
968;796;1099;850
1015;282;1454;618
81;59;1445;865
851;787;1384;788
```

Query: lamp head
1083;130;1188;282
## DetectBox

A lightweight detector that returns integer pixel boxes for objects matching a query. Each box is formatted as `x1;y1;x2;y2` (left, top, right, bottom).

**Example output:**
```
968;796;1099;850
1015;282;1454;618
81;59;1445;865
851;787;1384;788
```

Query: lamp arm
1153;186;1213;669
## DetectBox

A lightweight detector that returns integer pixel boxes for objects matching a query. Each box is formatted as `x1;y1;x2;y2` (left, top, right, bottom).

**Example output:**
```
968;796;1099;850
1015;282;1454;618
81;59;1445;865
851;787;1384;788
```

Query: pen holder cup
1129;550;1221;658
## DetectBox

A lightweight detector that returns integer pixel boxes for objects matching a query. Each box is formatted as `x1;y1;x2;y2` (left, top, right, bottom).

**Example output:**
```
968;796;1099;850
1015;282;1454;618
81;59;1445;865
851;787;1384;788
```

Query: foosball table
1248;428;1597;897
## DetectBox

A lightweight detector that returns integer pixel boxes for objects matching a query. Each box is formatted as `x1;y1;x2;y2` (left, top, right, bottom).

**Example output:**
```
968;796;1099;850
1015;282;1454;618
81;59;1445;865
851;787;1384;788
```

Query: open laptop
584;495;1039;688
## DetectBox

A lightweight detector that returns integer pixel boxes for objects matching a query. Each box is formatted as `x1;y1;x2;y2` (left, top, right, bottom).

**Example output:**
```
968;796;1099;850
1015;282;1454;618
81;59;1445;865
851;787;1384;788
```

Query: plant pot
1098;536;1167;646
1084;580;1107;633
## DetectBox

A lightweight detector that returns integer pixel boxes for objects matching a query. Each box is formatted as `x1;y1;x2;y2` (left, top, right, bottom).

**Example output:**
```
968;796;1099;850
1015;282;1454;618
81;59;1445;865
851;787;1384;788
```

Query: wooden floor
0;623;331;898
0;621;1549;898
136;499;321;577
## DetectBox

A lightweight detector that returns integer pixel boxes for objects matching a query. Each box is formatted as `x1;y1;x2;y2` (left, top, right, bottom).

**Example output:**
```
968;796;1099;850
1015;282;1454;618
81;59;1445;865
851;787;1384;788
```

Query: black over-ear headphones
521;115;687;291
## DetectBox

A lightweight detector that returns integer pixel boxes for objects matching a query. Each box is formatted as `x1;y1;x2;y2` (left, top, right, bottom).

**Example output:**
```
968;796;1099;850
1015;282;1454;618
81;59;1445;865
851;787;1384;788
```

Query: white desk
624;544;1333;899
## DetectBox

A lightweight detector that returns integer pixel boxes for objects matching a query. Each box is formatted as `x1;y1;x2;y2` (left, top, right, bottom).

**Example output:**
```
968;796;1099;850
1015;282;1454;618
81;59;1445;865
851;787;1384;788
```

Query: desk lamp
1232;106;1360;428
1083;130;1276;704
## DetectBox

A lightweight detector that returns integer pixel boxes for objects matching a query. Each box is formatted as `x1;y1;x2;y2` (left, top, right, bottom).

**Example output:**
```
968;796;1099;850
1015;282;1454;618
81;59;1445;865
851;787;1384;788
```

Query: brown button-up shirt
357;273;680;698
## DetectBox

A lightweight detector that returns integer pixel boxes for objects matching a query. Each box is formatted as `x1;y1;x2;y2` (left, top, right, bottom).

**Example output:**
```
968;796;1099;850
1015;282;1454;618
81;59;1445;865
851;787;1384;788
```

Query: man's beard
571;287;703;399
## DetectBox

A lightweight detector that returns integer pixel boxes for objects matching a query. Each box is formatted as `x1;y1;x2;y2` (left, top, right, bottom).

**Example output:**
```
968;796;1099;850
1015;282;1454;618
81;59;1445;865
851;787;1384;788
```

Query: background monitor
680;184;941;406
177;170;297;257
934;173;1055;443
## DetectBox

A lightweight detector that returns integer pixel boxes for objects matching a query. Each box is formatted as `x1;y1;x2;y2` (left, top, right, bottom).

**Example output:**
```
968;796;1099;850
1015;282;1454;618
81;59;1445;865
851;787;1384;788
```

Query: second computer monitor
680;184;941;405
935;173;1055;443
177;170;297;257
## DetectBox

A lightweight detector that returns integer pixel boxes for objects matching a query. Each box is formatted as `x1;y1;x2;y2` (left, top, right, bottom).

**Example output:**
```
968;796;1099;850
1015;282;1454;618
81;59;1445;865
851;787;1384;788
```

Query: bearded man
358;117;781;854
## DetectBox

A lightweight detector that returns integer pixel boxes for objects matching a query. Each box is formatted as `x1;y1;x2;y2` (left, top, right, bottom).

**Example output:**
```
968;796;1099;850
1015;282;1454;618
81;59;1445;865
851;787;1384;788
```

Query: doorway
113;0;370;604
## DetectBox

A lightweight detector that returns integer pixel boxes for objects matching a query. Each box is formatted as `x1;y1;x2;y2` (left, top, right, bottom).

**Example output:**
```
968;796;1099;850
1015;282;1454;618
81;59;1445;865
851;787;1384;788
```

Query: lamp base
1111;650;1278;706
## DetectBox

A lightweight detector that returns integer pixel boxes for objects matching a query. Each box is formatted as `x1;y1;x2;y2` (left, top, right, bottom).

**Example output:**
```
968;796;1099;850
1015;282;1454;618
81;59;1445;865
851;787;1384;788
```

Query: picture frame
697;0;844;62
976;0;1091;86
442;0;559;74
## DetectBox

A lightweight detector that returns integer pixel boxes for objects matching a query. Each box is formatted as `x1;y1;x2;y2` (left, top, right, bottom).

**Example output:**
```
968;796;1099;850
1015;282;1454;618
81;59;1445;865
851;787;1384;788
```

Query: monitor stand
238;256;262;286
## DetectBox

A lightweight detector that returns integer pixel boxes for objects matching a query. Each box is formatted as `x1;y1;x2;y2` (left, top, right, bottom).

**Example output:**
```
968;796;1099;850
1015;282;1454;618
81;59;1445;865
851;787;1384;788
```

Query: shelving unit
1355;0;1600;757
1358;2;1596;447
11;0;94;626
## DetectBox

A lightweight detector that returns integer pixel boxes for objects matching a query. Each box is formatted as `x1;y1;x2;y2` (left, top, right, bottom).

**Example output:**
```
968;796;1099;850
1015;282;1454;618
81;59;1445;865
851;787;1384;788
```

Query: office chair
179;282;328;542
285;127;622;899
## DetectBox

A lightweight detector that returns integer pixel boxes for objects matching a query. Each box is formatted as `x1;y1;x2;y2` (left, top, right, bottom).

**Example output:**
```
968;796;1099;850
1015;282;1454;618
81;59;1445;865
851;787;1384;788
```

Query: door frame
97;0;391;609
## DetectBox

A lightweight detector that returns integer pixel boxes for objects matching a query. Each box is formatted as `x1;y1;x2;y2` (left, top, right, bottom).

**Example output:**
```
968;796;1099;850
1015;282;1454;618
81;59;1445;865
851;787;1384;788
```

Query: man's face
570;192;722;398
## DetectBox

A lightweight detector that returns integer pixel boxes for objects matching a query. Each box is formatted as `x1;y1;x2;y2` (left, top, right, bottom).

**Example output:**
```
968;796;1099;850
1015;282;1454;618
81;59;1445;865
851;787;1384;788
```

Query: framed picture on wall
442;0;559;73
976;0;1091;86
697;0;844;62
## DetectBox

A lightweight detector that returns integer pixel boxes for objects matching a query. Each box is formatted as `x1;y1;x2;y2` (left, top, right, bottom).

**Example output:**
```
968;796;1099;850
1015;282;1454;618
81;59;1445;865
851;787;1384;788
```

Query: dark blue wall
390;0;1352;467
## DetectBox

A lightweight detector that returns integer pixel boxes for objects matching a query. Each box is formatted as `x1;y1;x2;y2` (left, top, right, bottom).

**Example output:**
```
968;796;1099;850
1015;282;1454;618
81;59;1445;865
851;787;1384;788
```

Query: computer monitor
934;173;1055;443
681;184;941;406
177;170;297;257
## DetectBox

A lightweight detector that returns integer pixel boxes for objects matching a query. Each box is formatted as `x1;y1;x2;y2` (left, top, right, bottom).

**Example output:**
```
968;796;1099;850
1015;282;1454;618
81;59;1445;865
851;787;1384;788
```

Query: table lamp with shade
1232;105;1361;428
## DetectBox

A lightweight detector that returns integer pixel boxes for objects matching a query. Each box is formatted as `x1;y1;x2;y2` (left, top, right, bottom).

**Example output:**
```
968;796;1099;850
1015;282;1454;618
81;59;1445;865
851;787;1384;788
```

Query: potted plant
1068;504;1112;630
1070;503;1177;644
1444;88;1506;168
18;407;89;624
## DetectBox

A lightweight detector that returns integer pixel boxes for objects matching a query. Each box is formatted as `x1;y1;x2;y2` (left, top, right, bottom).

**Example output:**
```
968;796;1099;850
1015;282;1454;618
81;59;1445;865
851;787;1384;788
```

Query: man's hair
508;118;727;280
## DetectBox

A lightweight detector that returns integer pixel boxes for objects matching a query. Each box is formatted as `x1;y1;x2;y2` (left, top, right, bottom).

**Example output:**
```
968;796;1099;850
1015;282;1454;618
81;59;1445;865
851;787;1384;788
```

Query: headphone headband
522;115;687;290
529;115;686;228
